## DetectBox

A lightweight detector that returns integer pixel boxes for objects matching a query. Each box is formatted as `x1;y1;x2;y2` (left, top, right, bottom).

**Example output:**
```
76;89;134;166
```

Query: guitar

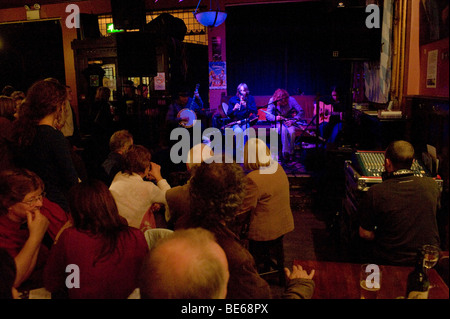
313;101;342;124
178;84;200;128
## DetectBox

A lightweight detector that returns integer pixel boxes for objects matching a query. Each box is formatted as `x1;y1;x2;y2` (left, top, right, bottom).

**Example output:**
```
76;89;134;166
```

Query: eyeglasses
21;192;46;207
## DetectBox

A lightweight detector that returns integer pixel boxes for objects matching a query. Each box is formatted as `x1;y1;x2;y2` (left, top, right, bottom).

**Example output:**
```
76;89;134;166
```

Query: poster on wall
209;62;227;90
426;49;438;88
154;72;166;90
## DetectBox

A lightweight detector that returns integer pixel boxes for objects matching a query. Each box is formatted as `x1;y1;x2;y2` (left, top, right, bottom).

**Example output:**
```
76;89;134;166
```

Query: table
294;259;449;299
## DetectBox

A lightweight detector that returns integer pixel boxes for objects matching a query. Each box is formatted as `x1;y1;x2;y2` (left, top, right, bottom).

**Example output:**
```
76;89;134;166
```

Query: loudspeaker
78;14;101;39
116;32;157;77
329;6;382;61
111;0;146;30
145;13;187;41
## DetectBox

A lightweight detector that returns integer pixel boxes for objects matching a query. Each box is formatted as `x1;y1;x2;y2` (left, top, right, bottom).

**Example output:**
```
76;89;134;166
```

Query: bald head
384;140;415;172
139;228;229;299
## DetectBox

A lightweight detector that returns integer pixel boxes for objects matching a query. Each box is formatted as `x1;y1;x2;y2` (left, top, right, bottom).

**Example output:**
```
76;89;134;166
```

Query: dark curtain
226;2;352;98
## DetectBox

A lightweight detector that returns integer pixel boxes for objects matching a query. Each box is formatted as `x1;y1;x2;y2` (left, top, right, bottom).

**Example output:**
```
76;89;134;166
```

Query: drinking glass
422;244;440;288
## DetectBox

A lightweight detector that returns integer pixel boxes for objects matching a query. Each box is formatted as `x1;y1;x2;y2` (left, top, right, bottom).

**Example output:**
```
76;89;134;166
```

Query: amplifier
345;151;443;192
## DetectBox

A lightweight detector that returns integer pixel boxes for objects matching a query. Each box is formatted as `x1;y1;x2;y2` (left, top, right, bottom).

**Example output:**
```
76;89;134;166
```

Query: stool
249;236;286;286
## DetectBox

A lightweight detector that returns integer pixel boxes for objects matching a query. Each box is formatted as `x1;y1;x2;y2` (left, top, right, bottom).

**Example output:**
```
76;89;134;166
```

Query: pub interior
0;0;448;302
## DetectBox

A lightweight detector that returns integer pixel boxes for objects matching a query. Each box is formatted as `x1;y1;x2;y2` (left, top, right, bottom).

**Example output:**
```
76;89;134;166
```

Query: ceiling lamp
193;0;227;27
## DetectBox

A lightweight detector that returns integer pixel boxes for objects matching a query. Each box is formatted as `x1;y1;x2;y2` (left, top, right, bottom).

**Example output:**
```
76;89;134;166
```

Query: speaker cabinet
329;6;382;61
116;32;157;77
111;0;146;31
78;14;101;39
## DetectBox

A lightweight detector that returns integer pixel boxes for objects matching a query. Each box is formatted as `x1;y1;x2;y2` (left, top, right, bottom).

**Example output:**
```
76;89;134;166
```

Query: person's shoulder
35;125;66;144
416;176;440;191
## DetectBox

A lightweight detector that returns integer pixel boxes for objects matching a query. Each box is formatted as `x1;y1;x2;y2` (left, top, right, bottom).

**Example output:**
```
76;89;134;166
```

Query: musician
226;83;257;163
165;86;204;128
317;86;344;145
266;89;305;162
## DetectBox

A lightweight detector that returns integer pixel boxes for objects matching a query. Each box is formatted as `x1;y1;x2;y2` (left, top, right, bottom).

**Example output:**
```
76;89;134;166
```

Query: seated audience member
140;228;229;299
183;159;315;299
0;95;16;121
166;143;214;228
282;264;315;299
11;79;79;213
109;144;171;230
2;85;15;97
43;180;148;299
240;138;294;282
183;158;272;299
0;248;20;299
11;91;25;111
359;140;441;266
100;129;134;186
0;169;69;289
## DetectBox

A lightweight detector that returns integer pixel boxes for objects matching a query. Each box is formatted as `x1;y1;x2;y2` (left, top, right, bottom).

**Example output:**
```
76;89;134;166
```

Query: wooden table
294;259;449;299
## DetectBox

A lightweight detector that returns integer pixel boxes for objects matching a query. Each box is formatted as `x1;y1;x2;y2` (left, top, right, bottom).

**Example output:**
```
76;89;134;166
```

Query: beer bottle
406;249;430;299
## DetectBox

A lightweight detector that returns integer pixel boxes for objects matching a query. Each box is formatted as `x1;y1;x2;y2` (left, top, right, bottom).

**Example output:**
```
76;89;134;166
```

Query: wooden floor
266;148;345;297
268;147;449;298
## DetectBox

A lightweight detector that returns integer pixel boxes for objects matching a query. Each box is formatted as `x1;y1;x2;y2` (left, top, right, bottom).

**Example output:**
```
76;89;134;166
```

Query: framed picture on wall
420;0;449;45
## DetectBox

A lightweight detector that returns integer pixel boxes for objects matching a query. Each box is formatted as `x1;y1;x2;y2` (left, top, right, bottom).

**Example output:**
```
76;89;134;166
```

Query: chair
221;102;230;117
249;236;286;286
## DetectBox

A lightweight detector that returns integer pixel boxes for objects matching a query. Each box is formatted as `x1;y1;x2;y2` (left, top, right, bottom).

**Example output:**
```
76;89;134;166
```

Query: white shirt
109;172;171;229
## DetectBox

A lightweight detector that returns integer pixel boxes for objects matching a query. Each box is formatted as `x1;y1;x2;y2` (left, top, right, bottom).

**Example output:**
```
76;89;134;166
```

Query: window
98;9;207;45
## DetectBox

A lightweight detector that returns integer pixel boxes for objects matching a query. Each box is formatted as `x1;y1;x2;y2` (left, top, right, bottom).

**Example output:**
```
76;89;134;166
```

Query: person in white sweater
109;145;170;229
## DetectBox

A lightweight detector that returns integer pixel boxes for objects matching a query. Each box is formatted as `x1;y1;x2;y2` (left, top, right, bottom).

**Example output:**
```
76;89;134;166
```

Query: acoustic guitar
313;101;341;124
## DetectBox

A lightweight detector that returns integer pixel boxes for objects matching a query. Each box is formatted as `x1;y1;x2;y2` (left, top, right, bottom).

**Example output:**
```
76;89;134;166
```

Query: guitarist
226;83;258;163
316;86;344;145
266;88;305;162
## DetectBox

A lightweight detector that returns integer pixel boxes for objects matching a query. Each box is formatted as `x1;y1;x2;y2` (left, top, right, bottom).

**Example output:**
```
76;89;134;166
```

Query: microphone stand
315;92;321;150
256;97;289;162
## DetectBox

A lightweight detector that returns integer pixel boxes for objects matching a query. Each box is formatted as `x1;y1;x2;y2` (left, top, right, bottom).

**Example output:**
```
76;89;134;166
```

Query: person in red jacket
43;179;148;299
0;168;69;290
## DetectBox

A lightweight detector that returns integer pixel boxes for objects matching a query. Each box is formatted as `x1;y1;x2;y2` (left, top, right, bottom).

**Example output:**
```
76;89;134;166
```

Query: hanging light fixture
193;0;227;27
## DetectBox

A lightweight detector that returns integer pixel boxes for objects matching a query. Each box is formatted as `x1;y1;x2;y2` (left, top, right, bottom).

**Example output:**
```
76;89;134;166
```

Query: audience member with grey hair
139;228;229;299
181;159;271;298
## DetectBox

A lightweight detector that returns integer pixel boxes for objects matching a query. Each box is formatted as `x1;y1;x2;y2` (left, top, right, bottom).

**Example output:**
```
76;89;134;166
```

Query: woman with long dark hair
43;179;148;299
11;79;79;212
